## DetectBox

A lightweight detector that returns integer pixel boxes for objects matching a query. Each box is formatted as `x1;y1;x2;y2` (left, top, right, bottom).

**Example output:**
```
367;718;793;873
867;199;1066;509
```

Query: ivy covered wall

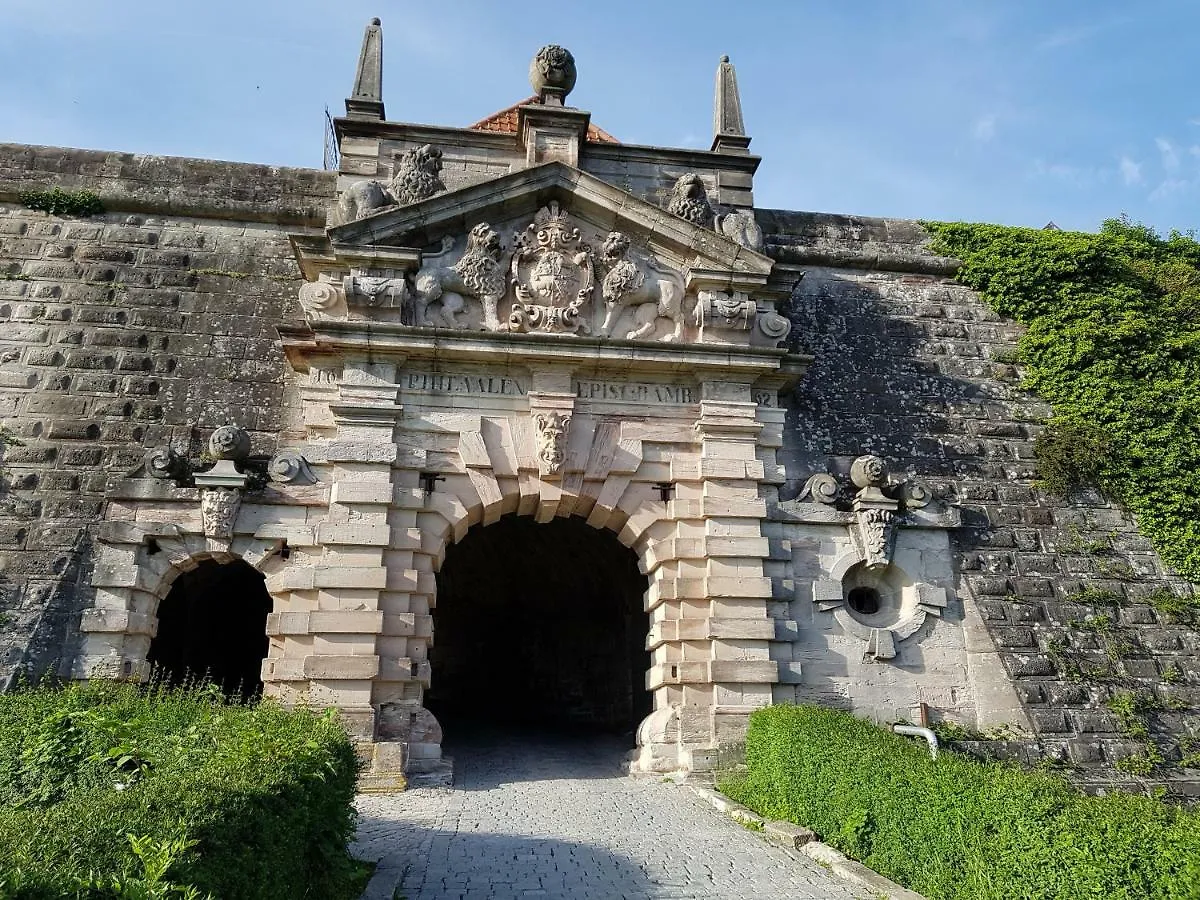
765;211;1200;793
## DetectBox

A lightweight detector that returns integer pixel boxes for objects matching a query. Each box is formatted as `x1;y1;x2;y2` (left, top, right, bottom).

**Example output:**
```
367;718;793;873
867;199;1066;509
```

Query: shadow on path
360;827;683;900
443;726;635;790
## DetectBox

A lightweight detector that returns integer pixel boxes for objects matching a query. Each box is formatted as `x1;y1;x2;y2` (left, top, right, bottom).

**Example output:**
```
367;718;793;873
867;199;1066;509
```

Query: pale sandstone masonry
1;33;1198;791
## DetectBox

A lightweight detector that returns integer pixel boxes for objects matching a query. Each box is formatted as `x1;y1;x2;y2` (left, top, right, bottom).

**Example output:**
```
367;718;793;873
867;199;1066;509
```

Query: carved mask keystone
533;411;572;477
193;425;252;546
200;487;242;541
849;454;900;570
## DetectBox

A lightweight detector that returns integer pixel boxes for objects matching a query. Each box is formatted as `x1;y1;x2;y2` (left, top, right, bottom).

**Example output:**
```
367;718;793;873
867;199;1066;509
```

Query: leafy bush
19;187;104;217
719;705;1200;900
0;683;364;899
926;218;1200;581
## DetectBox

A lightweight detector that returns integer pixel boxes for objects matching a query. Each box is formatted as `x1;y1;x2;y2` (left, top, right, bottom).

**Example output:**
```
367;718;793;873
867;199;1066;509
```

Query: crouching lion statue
598;232;687;342
336;144;445;223
411;223;507;330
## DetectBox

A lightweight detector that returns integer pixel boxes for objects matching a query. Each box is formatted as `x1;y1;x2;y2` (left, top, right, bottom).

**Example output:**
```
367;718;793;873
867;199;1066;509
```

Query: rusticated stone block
302;655;380;680
1071;711;1118;734
1030;710;1070;733
1005;654;1055;677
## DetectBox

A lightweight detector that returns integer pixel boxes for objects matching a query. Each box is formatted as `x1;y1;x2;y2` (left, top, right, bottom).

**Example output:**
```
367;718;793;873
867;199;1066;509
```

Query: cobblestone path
354;731;867;900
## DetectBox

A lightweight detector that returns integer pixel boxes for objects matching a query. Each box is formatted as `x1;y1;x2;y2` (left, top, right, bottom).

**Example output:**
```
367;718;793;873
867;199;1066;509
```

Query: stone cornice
279;320;810;384
330;117;761;175
322;161;773;280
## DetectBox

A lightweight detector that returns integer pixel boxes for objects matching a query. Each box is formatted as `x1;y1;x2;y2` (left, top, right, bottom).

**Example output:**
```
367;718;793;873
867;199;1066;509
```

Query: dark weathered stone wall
0;145;334;685
763;210;1199;790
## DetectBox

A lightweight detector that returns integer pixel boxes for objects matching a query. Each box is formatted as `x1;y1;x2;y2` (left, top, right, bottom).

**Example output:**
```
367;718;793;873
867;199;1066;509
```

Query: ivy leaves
19;187;104;217
926;218;1200;582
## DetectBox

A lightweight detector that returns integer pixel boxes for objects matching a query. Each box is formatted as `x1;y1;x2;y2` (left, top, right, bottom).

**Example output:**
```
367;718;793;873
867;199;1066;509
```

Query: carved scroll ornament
268;449;316;485
297;278;347;320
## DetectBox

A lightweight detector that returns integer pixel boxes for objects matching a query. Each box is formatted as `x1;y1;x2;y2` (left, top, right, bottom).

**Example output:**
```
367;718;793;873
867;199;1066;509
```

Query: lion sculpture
666;173;715;229
598;232;687;342
336;144;445;223
411;223;507;330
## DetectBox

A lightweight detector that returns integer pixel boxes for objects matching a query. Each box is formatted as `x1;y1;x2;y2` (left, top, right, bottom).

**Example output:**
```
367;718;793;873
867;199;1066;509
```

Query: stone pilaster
687;381;774;767
263;360;397;746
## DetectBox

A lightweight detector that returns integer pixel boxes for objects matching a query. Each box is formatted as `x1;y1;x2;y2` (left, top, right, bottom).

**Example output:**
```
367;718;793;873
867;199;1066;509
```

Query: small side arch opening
147;558;272;701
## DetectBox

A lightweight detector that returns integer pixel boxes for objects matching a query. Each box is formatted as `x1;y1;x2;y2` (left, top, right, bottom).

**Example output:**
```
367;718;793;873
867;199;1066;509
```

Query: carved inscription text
403;372;528;396
574;380;695;404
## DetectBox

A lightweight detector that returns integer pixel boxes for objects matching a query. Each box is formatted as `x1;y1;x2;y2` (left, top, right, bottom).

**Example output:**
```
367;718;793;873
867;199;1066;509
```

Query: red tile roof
468;97;619;143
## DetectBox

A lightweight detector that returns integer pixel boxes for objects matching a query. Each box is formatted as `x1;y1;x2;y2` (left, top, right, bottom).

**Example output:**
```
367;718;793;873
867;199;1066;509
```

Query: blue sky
2;0;1196;234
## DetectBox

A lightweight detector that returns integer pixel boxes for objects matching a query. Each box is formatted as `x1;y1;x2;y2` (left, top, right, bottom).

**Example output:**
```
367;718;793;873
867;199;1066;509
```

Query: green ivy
19;187;104;217
925;218;1200;582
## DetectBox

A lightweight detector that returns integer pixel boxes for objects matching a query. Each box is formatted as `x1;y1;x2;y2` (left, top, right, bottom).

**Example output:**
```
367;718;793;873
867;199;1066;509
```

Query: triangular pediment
323;161;773;282
290;161;795;351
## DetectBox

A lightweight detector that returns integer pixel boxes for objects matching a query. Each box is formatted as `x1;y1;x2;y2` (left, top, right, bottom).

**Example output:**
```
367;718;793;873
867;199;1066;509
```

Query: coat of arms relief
300;194;790;346
508;202;594;335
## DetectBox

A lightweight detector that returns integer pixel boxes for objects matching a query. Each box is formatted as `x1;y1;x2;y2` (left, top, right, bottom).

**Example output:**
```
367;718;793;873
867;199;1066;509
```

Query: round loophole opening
846;586;882;616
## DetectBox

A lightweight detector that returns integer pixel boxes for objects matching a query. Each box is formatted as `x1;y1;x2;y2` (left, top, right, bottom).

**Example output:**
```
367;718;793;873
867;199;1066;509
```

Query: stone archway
427;513;650;737
147;558;273;701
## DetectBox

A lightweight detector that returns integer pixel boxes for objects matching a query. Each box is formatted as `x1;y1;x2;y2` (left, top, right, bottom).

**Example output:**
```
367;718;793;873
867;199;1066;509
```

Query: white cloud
1030;159;1108;189
972;114;997;142
1149;179;1190;201
1035;16;1132;51
1156;137;1180;172
1119;156;1143;186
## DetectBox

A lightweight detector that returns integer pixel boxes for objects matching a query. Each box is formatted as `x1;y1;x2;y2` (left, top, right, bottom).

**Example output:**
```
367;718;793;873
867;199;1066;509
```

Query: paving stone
353;733;869;900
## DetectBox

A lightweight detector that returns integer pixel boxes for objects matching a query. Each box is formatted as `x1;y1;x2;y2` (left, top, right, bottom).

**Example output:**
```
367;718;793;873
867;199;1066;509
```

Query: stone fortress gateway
71;32;1014;782
2;20;1197;791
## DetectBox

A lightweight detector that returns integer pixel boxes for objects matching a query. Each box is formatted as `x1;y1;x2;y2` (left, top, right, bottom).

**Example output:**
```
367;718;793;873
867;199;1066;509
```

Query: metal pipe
893;723;939;759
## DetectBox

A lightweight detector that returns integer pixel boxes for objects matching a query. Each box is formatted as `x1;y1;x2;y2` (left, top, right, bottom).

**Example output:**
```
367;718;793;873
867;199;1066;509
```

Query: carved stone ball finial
850;454;888;490
208;425;251;463
530;45;577;106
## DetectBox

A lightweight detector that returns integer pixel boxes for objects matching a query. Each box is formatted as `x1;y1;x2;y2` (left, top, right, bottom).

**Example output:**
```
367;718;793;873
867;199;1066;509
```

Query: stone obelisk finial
346;17;385;120
711;55;751;153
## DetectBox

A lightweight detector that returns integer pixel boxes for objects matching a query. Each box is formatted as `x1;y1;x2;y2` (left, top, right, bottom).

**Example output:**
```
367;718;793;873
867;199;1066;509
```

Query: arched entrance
147;559;272;701
427;514;651;739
